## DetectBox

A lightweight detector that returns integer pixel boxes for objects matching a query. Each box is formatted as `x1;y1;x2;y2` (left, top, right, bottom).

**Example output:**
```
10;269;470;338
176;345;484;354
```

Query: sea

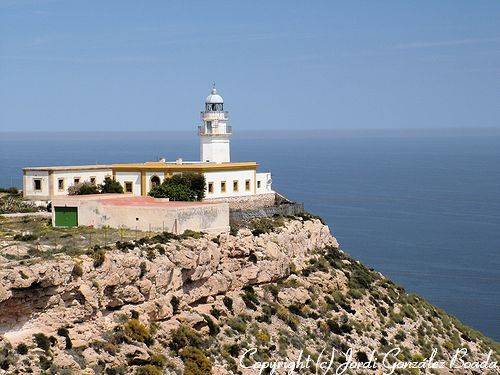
0;130;499;341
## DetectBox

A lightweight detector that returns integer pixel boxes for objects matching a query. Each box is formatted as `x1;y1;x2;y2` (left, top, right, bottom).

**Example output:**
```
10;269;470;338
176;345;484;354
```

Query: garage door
54;206;78;227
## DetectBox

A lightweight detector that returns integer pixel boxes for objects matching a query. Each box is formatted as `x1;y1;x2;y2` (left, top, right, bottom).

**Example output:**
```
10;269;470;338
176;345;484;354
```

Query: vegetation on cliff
0;215;498;374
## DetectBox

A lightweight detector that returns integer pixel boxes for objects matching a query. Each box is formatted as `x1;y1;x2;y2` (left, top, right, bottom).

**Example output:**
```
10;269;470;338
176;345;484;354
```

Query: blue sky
1;0;499;132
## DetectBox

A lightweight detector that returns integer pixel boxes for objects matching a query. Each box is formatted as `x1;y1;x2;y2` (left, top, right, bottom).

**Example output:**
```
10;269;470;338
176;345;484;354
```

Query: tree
100;177;124;194
149;173;205;201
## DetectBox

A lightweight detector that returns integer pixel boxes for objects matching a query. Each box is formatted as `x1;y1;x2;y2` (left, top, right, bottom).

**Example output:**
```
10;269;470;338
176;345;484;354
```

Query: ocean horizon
1;129;499;340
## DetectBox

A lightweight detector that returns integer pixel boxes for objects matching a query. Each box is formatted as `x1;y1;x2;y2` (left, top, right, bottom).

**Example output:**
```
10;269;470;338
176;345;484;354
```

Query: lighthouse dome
205;87;223;104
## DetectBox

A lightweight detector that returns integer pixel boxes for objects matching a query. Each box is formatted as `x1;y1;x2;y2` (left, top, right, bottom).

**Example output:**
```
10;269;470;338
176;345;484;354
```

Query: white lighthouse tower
198;85;231;163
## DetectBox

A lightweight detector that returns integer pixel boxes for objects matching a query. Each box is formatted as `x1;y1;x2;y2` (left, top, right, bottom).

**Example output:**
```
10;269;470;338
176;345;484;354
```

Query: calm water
1;131;499;340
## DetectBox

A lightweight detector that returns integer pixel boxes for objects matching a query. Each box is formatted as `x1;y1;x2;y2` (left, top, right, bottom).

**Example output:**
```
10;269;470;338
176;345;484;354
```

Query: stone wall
230;202;305;225
204;192;275;210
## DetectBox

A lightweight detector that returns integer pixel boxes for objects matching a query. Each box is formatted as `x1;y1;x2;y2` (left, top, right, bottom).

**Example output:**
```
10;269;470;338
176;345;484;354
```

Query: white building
23;86;274;206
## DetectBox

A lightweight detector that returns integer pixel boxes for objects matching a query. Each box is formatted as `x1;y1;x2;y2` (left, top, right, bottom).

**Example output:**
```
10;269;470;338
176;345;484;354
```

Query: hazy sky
1;1;499;132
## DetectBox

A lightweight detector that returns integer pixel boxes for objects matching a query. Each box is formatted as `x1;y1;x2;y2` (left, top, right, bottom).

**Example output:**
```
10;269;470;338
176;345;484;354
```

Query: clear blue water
1;131;499;341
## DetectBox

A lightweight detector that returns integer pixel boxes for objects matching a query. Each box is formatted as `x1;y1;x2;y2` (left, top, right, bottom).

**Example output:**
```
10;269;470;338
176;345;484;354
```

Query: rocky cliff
0;216;498;374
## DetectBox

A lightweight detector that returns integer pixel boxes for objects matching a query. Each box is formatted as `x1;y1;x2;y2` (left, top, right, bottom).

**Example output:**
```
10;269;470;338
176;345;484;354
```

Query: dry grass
0;216;156;261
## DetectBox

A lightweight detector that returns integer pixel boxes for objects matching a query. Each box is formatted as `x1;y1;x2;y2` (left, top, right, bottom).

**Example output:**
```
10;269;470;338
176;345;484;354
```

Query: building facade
23;86;273;203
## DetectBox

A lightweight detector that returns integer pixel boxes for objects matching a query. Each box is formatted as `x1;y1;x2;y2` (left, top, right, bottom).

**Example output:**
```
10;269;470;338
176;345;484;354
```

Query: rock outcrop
0;217;498;374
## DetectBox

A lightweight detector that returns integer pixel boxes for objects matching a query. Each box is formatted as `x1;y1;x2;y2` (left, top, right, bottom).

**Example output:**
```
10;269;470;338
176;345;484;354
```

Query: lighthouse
198;85;231;163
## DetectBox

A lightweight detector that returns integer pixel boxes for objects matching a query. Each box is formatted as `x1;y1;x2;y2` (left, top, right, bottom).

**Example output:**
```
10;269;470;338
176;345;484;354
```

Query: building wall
23;171;50;200
52;169;112;196
200;137;230;163
203;169;256;199
114;171;141;196
256;172;273;194
145;171;165;194
205;192;276;210
53;200;229;234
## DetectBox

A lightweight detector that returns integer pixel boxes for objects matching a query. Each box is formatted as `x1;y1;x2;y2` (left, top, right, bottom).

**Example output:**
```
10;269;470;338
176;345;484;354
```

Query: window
73;177;80;185
221;181;226;193
150;175;161;187
257;180;261;189
245;179;251;191
90;177;96;185
58;178;64;191
233;180;239;192
34;179;42;191
124;181;133;193
208;182;214;193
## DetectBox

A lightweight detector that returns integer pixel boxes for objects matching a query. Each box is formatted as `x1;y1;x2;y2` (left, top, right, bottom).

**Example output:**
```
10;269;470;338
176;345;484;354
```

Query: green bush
149;173;205;201
241;286;260;310
169;325;204;353
72;264;83;278
123;319;152;344
250;217;285;236
135;365;162;375
13;233;38;241
68;181;100;195
181;347;212;375
15;343;28;355
57;327;73;349
33;333;51;352
100;177;124;194
227;317;247;334
202;315;220;336
0;187;19;194
223;296;233;312
171;296;180;314
139;262;147;278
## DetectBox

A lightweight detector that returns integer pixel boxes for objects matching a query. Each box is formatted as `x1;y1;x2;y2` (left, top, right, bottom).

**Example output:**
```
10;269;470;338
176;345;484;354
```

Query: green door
54;206;78;227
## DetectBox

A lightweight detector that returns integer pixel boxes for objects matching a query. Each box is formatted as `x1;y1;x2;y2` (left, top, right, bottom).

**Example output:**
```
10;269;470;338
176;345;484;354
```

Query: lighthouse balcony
198;125;232;136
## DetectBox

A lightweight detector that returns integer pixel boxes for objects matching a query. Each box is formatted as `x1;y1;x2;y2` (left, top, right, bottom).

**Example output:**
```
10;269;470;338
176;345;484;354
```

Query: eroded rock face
1;218;496;375
0;218;335;344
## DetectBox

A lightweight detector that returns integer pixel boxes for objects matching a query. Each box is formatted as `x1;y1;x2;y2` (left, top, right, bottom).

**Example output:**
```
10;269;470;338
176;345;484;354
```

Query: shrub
276;306;299;330
0;187;19;194
241;286;260;310
203;315;220;336
100;177;124;194
139;262;147;278
57;327;73;349
229;225;239;236
181;347;212;375
265;284;280;299
68;181;100;195
257;304;276;323
149;173;205;201
15;343;28;355
254;329;271;345
325;319;352;335
92;249;106;268
347;262;376;291
135;365;162;375
169;325;204;353
13;233;38;241
210;306;221;319
227;317;247;334
33;333;51;352
123;319;152;344
171;296;180;314
394;330;406;341
250;217;285;236
223;296;233;312
148;353;168;368
72;264;83;278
